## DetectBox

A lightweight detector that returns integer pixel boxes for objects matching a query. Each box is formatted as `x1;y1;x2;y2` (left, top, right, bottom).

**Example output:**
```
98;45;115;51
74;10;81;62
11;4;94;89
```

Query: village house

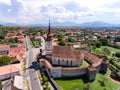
0;64;21;80
12;76;23;90
17;35;24;43
92;36;98;41
0;44;10;55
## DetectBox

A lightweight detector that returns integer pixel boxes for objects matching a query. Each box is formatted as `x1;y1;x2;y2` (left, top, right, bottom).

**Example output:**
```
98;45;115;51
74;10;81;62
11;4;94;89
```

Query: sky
0;0;120;24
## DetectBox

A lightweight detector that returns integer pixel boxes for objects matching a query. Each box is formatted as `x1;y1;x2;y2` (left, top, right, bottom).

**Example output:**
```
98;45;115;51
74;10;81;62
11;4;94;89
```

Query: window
67;60;68;65
58;59;60;65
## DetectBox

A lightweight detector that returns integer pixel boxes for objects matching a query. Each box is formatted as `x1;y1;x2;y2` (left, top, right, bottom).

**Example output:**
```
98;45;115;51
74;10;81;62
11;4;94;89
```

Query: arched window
58;59;60;65
67;60;68;65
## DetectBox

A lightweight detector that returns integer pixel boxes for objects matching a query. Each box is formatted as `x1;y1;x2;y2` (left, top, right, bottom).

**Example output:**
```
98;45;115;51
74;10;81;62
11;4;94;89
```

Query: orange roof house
0;44;10;55
35;35;41;40
0;64;21;80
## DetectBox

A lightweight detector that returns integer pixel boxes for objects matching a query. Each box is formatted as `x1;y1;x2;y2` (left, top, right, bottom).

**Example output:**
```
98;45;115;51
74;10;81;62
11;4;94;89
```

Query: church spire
46;20;52;41
48;20;51;35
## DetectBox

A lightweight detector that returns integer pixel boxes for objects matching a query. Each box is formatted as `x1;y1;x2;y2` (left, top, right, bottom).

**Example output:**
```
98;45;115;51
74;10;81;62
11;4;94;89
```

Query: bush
59;40;65;46
84;83;91;90
115;52;120;58
0;80;2;89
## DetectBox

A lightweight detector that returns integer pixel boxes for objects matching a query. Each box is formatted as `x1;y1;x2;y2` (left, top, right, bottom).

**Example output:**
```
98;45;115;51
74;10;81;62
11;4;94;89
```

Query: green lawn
81;60;90;67
101;46;120;53
55;69;120;90
33;40;41;46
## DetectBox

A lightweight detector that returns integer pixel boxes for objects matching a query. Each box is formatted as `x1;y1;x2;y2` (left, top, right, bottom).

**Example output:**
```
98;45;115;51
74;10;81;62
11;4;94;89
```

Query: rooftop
0;64;21;76
13;76;23;90
52;46;84;62
0;44;10;49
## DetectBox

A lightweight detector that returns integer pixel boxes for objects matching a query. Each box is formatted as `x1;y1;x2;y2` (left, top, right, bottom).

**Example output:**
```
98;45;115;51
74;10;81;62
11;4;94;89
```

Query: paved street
40;37;45;50
25;36;42;90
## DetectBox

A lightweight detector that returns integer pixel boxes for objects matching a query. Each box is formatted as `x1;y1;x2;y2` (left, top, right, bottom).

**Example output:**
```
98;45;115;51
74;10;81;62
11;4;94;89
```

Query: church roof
52;46;84;62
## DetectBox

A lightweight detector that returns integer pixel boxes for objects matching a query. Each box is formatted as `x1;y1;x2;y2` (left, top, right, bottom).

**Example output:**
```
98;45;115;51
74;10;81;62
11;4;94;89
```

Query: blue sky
0;0;120;24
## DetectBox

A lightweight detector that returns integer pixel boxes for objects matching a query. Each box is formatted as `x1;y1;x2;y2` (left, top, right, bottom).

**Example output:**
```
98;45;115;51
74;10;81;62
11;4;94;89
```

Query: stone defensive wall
39;50;107;81
61;67;87;77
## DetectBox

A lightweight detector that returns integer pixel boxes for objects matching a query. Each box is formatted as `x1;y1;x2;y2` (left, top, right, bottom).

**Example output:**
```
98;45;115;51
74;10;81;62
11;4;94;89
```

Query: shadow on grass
98;80;105;87
55;75;91;84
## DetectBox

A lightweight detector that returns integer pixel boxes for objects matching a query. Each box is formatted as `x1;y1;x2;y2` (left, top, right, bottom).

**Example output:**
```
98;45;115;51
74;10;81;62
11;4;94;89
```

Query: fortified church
37;21;108;81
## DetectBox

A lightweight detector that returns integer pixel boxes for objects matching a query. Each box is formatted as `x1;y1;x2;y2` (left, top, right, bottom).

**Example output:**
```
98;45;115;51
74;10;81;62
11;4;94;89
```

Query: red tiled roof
9;48;25;53
0;44;10;49
0;64;20;76
52;46;84;62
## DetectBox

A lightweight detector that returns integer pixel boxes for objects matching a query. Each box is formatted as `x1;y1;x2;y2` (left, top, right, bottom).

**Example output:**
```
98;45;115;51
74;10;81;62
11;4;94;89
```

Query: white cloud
7;8;11;12
75;0;119;9
0;0;11;5
1;0;120;24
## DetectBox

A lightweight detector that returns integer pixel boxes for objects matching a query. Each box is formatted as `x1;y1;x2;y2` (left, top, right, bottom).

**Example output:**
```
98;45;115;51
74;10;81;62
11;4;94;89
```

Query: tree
7;38;16;43
59;40;65;46
96;41;102;48
115;52;120;58
114;36;120;42
57;34;63;41
68;37;74;42
0;34;4;39
99;38;108;46
106;36;112;39
0;56;11;66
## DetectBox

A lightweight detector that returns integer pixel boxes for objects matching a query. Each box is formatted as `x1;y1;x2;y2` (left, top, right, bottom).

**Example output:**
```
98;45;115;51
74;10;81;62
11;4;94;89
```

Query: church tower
45;20;53;57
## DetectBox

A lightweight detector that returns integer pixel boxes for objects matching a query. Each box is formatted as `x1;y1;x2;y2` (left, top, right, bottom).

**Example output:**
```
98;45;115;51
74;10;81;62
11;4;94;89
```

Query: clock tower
45;20;53;56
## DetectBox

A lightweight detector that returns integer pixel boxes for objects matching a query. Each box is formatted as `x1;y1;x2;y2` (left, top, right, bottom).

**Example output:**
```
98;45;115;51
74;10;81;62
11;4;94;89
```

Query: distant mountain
0;22;18;26
1;21;120;27
79;21;120;27
51;22;79;26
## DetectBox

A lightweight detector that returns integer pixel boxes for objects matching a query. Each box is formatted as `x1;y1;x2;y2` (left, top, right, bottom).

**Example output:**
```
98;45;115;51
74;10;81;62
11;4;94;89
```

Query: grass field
101;46;120;53
55;69;120;90
81;60;90;67
33;40;41;46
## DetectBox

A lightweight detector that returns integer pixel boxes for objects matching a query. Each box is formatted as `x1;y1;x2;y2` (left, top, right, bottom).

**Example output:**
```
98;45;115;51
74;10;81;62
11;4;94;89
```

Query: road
26;36;42;90
40;37;45;50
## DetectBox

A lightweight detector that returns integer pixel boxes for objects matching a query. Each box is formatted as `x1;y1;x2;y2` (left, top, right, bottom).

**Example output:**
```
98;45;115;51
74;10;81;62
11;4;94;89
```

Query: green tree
68;37;74;42
99;38;108;46
107;36;112;39
115;52;120;58
57;34;63;41
96;41;102;48
114;36;120;42
0;56;11;66
59;40;65;46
